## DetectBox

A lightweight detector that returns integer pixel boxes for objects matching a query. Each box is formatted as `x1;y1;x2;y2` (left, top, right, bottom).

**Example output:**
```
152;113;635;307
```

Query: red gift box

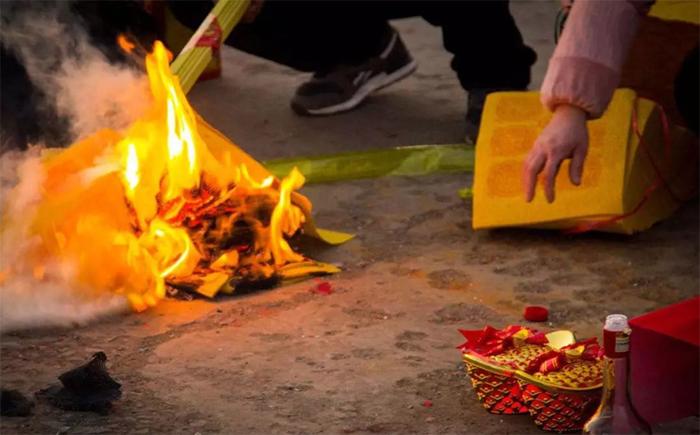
629;296;700;425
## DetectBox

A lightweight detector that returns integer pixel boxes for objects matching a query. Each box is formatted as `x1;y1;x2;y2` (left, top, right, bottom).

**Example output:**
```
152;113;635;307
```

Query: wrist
553;104;588;121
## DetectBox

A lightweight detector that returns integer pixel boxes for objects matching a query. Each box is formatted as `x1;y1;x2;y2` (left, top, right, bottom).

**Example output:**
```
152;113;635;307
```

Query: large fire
0;41;336;313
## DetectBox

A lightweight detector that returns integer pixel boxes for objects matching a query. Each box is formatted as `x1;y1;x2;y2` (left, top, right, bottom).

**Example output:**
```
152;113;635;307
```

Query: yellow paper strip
264;144;474;184
304;225;355;245
278;261;341;280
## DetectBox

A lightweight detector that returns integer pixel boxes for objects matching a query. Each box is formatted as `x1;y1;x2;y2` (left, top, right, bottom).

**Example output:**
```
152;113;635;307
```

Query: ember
0;40;338;315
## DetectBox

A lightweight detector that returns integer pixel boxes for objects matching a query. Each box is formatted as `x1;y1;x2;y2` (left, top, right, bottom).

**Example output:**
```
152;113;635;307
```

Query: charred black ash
154;179;288;297
36;352;121;415
0;389;34;417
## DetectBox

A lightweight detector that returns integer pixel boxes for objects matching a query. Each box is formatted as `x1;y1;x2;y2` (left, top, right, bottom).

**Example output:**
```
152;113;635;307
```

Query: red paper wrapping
457;325;546;356
194;17;222;82
194;17;222;49
629;296;700;425
522;338;602;375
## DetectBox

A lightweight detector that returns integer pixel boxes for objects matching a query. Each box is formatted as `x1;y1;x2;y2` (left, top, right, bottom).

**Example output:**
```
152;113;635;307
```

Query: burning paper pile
0;41;343;313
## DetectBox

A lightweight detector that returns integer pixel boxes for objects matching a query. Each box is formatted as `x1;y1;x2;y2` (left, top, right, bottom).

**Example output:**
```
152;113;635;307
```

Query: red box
629;296;700;424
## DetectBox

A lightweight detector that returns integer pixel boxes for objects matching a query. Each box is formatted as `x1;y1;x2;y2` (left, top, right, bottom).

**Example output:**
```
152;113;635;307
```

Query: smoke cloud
0;2;153;332
1;1;151;143
0;149;130;333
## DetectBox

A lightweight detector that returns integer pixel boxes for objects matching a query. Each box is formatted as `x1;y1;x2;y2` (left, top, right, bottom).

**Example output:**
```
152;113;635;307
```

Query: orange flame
2;40;312;313
117;34;136;54
108;41;308;309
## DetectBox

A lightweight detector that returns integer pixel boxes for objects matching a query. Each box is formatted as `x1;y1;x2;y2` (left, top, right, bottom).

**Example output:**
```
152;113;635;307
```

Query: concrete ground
2;2;699;434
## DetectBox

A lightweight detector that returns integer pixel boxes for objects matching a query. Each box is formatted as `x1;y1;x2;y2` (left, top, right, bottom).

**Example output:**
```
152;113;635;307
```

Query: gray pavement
2;3;698;434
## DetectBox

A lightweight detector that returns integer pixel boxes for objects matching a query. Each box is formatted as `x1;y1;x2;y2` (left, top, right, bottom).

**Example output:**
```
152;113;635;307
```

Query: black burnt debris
36;352;121;415
1;389;34;417
156;178;298;298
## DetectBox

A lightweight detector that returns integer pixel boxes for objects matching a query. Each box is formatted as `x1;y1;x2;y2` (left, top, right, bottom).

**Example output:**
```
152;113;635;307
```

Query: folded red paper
629;296;700;425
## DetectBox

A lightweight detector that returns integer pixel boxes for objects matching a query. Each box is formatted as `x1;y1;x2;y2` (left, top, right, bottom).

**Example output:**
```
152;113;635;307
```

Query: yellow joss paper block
649;0;700;25
472;89;698;234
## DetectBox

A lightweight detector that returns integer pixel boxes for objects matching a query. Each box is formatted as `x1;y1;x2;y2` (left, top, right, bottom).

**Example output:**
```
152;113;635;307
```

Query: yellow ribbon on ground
264;144;474;185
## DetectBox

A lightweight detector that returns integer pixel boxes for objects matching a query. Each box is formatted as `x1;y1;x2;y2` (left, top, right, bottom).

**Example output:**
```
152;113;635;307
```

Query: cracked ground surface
2;3;698;434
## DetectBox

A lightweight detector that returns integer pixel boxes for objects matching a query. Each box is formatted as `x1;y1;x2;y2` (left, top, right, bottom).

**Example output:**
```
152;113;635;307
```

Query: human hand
522;104;588;203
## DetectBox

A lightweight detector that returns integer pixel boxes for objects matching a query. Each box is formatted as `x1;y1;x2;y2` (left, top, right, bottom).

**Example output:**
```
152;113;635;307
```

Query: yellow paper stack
472;89;698;234
649;0;699;25
170;0;250;94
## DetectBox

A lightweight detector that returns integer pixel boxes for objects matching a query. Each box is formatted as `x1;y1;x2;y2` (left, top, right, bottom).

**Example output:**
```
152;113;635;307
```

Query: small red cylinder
523;306;549;322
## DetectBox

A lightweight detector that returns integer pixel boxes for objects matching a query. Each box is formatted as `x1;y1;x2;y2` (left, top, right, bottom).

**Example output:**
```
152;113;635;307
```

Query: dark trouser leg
420;0;536;91
416;1;536;139
674;45;699;135
167;1;392;73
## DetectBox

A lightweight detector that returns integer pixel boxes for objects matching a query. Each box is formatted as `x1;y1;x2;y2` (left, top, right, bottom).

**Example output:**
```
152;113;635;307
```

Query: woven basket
463;343;551;414
517;359;603;433
461;327;603;432
465;361;526;414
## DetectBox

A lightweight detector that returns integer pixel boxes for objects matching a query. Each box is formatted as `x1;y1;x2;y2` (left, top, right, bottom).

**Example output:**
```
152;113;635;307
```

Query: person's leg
424;1;535;90
167;1;417;115
421;1;537;140
167;1;387;72
674;45;699;135
232;2;391;72
287;2;418;115
231;1;417;116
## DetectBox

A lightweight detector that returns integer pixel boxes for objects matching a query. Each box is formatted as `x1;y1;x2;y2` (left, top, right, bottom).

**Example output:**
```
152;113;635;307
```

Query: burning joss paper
0;41;338;312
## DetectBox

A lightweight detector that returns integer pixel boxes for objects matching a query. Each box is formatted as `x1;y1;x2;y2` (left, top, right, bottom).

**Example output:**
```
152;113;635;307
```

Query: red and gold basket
459;326;603;432
459;326;562;414
516;339;604;433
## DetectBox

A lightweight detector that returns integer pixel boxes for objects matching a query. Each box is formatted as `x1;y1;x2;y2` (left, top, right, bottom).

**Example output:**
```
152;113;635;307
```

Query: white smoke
0;2;151;332
0;149;129;333
1;1;151;142
0;277;128;334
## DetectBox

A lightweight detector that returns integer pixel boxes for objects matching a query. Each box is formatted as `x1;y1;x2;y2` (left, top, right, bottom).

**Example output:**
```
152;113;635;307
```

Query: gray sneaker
291;28;417;116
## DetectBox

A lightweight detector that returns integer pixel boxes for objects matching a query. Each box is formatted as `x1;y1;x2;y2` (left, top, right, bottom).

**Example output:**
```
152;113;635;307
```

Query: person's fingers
543;154;563;203
523;150;546;202
569;144;586;185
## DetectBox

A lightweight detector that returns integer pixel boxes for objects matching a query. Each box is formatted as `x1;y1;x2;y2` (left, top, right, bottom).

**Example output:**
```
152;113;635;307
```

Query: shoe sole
292;60;418;116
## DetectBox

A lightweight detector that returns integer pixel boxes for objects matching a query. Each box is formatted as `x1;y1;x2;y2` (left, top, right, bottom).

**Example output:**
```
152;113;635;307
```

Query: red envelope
629;296;700;424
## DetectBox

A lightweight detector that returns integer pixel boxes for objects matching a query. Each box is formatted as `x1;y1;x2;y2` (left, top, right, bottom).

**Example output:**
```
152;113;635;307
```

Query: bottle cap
604;314;629;331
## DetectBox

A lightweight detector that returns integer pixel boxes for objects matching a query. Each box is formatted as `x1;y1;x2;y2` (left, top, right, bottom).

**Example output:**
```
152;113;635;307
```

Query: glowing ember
1;40;337;313
117;34;136;54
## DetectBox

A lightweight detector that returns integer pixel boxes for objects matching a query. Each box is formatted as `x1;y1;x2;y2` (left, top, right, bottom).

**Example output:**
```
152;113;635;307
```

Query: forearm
541;0;652;118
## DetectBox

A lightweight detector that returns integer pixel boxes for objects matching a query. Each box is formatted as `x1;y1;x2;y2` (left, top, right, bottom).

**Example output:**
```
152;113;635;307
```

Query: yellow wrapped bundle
472;89;698;234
